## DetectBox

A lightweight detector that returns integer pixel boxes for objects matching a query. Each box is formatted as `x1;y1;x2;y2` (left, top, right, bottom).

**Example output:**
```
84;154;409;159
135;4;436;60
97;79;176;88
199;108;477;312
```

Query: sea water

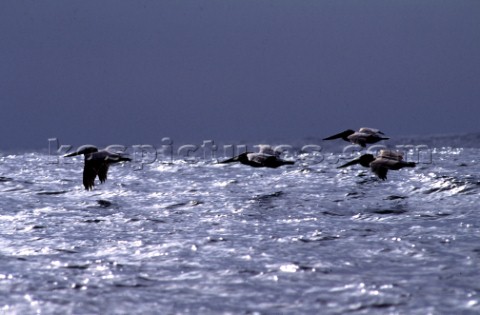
0;134;479;314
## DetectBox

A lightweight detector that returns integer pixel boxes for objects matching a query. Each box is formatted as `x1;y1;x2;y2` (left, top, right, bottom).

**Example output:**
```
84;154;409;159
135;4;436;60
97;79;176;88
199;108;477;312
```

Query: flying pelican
337;150;415;180
323;127;389;147
64;146;131;190
220;145;294;168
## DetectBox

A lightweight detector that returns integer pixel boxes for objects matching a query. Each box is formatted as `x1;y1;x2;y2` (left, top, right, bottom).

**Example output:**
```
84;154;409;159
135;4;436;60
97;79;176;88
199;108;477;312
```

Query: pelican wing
98;163;109;183
83;159;99;190
370;158;401;180
370;162;389;180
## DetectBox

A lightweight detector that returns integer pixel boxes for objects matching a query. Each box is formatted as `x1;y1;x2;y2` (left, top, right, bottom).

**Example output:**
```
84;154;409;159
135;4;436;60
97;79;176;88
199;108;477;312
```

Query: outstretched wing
370;163;388;180
83;159;99;190
98;163;109;183
354;138;367;147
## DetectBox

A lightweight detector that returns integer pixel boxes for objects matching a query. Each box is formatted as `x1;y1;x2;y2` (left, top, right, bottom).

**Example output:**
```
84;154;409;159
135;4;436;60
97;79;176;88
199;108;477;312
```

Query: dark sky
1;0;479;150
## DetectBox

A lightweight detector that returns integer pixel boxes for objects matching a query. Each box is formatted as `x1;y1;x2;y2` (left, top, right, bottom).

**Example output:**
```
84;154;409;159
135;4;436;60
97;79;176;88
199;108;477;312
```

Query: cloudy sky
1;0;479;150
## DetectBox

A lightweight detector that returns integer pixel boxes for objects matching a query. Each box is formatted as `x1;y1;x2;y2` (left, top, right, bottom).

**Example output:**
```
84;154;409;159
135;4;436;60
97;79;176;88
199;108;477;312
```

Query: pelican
338;150;415;180
220;145;294;168
323;127;389;147
64;145;131;190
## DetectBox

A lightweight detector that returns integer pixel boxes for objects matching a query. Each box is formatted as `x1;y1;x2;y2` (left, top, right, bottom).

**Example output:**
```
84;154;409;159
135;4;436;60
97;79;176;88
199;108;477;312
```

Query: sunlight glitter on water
1;138;480;314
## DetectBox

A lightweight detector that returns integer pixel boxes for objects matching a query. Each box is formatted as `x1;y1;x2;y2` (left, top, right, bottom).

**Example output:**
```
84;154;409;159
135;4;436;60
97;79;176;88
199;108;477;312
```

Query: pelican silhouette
338;150;415;180
64;146;131;190
323;127;389;147
220;145;294;168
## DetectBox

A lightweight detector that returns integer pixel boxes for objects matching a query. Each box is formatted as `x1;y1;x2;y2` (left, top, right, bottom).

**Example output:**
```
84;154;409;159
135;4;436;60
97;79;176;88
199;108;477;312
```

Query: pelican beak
64;151;80;157
337;158;360;168
219;156;239;164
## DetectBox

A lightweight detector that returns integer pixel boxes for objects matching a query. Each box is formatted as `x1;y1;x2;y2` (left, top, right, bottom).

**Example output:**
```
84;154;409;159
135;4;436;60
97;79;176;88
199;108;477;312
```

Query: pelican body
64;146;131;190
338;150;415;180
220;145;294;168
323;127;389;147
